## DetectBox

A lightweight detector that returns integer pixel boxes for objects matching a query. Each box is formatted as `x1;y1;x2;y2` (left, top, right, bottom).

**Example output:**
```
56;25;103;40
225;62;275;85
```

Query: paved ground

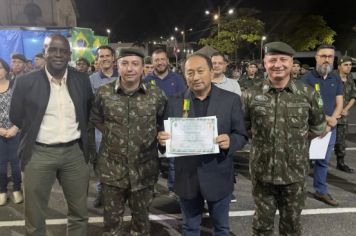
2;108;356;235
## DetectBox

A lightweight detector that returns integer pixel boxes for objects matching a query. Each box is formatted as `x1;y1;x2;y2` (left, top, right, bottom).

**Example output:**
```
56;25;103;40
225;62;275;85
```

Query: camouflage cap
338;56;352;65
264;42;295;56
247;60;258;67
11;53;27;62
117;47;144;59
293;59;301;65
144;56;152;64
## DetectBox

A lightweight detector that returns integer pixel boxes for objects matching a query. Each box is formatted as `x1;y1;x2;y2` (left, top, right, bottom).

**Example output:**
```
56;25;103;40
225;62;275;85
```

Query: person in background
302;45;343;207
10;53;27;80
334;56;356;173
291;59;302;80
143;56;154;77
34;53;46;70
89;45;119;208
0;58;22;206
76;57;90;73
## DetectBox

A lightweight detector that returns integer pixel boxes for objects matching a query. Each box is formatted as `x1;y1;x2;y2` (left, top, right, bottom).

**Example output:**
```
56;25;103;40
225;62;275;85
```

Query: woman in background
0;58;22;205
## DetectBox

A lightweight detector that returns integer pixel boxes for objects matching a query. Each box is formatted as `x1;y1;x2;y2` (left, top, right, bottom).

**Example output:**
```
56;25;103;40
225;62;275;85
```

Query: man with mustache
302;45;343;206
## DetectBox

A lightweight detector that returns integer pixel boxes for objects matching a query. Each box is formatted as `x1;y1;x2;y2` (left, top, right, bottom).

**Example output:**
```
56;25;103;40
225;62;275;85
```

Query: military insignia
264;46;268;54
254;95;268;102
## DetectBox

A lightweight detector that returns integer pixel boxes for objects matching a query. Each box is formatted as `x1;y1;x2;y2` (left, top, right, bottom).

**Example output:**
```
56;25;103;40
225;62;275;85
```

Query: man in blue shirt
144;48;186;198
89;45;119;208
302;45;343;206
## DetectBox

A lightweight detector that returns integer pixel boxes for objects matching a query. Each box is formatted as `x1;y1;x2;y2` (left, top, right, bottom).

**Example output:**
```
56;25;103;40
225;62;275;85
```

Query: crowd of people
0;33;355;236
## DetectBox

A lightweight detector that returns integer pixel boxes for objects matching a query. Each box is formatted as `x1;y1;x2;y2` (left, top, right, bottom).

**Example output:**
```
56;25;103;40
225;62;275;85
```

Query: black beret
0;58;10;73
144;56;152;64
117;47;144;59
338;56;352;65
293;59;301;65
301;64;310;70
264;42;295;56
11;53;27;62
35;53;44;58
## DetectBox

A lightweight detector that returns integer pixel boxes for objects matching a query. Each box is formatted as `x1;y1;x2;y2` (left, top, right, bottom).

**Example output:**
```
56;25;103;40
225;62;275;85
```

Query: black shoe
93;193;103;208
337;163;354;173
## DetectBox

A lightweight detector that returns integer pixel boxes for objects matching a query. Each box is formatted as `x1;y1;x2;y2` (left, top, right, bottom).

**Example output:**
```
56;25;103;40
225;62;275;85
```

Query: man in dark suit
10;34;93;236
158;53;247;235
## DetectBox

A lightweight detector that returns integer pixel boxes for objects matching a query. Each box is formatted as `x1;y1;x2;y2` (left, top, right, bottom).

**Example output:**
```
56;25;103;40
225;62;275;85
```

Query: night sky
75;0;356;51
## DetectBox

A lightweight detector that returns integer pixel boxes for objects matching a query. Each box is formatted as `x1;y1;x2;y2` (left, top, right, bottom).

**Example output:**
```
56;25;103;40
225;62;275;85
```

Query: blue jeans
179;193;230;236
0;134;21;192
167;158;175;191
313;128;336;195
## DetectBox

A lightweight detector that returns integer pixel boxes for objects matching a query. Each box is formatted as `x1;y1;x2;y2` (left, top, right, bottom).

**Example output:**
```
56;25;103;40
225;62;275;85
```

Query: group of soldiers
3;32;356;236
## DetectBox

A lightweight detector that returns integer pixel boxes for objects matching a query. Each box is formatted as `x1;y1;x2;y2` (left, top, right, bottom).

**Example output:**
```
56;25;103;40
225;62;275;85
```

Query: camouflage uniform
239;74;263;92
243;79;326;236
90;79;166;236
334;74;356;159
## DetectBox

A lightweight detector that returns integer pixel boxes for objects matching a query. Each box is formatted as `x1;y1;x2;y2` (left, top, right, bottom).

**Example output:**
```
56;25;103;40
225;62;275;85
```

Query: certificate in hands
164;116;219;157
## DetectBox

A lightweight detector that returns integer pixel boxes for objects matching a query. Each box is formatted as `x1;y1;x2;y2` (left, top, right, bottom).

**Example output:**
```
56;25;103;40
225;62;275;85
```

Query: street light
106;29;111;44
260;36;267;61
205;7;234;38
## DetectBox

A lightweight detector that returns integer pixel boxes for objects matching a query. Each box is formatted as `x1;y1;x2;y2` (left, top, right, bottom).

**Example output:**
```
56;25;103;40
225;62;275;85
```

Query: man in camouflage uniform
291;59;302;80
334;56;356;173
239;60;263;92
90;48;166;236
243;42;326;236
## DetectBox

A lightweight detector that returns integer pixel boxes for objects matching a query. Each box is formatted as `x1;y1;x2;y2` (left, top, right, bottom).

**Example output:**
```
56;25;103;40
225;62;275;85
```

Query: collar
99;69;118;79
212;75;228;85
262;78;297;94
45;66;68;85
114;77;147;94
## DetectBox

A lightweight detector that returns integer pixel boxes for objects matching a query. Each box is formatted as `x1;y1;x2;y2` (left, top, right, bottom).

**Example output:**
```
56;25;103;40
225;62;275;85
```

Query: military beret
144;56;152;64
301;64;310;70
293;59;301;65
264;42;296;56
338;56;352;65
11;53;27;62
0;58;10;73
35;53;44;58
117;47;144;59
247;60;258;67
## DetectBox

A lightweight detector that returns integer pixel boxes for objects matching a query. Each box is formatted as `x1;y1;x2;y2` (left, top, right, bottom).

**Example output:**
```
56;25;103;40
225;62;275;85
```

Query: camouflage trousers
252;181;306;236
335;123;347;158
102;184;154;236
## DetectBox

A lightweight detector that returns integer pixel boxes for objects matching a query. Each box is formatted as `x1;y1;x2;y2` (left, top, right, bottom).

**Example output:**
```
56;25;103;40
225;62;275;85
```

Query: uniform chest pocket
287;103;309;128
251;102;272;127
102;96;126;122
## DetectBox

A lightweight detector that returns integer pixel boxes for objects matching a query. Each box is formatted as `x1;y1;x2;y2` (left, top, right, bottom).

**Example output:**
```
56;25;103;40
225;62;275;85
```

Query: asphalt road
2;108;356;236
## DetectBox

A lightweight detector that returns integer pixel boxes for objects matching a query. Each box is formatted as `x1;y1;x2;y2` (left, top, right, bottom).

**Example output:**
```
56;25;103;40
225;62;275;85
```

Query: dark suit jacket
163;84;248;201
10;68;94;170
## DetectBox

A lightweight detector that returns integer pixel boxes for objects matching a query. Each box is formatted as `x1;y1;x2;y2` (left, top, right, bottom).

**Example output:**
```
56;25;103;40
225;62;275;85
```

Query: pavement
2;108;356;235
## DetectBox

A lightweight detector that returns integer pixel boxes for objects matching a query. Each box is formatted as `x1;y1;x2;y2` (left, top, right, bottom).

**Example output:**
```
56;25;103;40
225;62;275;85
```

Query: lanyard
183;99;190;118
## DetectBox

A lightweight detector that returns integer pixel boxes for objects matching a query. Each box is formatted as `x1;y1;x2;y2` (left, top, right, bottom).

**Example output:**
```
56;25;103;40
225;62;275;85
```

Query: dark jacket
10;68;94;170
163;84;248;201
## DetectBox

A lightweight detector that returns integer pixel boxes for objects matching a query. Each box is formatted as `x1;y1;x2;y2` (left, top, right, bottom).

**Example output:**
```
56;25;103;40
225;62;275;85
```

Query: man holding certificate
243;42;327;235
158;53;248;235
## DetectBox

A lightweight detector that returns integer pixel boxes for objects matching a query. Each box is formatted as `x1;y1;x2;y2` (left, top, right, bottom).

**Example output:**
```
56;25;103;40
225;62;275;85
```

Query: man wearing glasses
302;45;343;206
334;56;356;173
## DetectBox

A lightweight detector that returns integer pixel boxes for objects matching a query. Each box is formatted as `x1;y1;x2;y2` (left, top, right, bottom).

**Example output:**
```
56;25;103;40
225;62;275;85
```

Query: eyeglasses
317;54;334;60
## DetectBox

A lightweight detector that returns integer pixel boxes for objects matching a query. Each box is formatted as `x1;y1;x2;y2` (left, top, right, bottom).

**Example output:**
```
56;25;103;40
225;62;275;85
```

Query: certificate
164;116;220;157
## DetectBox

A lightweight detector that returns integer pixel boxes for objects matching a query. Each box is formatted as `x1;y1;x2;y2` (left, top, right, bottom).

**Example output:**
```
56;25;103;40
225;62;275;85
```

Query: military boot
336;156;354;173
93;190;103;208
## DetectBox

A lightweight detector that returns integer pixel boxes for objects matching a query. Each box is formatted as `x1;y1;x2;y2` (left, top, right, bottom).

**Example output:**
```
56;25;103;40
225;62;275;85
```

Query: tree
199;9;264;55
280;15;336;51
